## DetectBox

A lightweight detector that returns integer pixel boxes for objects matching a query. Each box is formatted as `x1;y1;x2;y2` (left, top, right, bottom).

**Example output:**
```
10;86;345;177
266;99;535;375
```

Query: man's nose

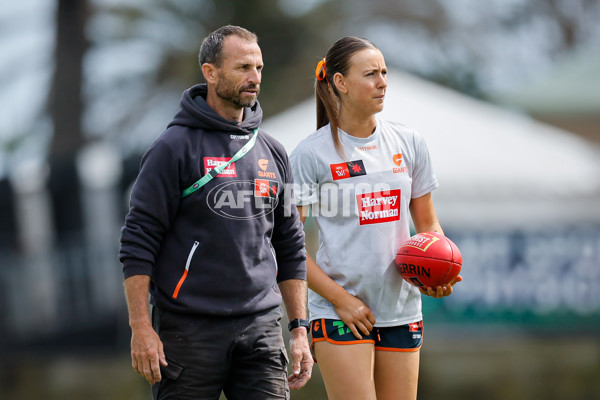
249;68;261;84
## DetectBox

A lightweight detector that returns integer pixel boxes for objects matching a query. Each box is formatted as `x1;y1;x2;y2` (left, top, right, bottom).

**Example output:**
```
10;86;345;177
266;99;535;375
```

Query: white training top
290;118;439;327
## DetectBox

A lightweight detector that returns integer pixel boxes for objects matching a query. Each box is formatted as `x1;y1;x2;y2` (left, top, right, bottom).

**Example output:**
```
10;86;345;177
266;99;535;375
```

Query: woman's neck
337;113;377;139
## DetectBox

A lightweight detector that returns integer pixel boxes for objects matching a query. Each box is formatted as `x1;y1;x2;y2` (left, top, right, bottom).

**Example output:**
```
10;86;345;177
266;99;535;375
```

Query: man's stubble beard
215;76;260;108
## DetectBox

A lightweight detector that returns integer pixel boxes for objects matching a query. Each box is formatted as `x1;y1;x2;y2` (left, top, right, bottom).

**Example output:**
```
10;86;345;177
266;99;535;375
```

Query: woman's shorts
311;319;423;352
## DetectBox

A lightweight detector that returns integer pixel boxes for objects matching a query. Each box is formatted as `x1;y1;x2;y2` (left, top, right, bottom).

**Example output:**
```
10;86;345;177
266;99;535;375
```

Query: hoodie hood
168;83;263;135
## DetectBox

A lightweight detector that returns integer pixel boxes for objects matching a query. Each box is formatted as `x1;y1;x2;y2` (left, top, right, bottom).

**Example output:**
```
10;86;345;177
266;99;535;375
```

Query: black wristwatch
288;318;310;332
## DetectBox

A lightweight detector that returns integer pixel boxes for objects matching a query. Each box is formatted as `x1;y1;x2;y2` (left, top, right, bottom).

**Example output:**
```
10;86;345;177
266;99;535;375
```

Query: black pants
152;306;290;400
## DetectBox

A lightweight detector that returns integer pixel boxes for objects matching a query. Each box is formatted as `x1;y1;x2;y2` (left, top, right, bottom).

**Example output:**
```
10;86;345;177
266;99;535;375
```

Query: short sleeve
410;130;439;198
290;143;319;206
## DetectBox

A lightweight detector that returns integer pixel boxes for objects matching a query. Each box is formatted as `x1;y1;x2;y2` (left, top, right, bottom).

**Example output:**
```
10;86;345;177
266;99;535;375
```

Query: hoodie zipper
267;237;278;276
172;241;199;299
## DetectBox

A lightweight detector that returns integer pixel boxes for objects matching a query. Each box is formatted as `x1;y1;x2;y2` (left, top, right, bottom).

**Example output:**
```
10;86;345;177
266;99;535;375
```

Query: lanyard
182;128;259;198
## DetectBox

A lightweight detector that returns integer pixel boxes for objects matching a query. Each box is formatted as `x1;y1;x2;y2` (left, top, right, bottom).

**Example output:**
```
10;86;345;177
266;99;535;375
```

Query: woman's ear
333;72;347;94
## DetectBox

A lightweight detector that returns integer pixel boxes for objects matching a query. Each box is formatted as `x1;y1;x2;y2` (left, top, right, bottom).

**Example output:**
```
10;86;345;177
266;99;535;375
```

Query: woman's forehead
348;48;385;70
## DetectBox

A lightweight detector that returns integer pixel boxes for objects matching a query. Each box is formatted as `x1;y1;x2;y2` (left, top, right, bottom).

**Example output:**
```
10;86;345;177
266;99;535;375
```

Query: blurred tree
217;0;331;118
50;0;88;160
48;0;90;240
83;0;337;152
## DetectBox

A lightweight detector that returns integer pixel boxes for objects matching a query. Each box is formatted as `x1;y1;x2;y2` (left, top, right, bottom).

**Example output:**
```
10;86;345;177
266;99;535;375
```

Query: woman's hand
333;291;376;340
419;275;463;298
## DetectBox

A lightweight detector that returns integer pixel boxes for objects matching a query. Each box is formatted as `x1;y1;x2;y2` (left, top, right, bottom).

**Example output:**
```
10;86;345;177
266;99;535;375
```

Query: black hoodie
119;84;306;316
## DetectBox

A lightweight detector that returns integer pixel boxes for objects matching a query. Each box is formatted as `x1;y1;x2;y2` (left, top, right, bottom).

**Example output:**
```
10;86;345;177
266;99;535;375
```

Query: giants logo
258;159;269;171
257;159;276;179
330;160;367;180
393;154;407;174
204;157;237;177
356;189;401;225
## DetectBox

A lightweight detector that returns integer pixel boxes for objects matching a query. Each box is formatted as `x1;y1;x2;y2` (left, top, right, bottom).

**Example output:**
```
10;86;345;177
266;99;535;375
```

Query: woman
290;37;462;400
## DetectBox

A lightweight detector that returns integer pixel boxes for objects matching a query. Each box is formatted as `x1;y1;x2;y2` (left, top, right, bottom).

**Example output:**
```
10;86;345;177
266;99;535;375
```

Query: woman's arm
409;193;462;298
409;192;443;234
297;206;376;339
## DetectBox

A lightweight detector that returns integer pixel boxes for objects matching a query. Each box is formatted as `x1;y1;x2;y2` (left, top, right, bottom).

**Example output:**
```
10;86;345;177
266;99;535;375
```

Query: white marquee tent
262;70;600;231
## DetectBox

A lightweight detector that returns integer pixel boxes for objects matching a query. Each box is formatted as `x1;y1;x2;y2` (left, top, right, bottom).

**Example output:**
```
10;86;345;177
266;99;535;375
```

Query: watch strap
287;318;310;332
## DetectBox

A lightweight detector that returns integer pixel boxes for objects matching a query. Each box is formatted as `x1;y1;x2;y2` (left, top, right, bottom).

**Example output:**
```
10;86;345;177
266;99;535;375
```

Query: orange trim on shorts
316;318;375;346
375;345;422;352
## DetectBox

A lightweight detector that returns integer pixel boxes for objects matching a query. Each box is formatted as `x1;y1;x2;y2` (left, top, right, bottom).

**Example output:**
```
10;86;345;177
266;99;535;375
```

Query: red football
395;232;462;288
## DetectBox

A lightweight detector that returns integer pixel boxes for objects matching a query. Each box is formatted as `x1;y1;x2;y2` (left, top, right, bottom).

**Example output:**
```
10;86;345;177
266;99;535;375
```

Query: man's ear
202;63;217;83
333;72;347;94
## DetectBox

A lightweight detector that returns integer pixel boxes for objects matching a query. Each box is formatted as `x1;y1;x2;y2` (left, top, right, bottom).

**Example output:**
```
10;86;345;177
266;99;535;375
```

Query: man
119;25;313;399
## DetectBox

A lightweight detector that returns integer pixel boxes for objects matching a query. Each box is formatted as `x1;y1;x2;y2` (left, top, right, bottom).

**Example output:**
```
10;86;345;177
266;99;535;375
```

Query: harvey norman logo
204;157;237;177
356;189;401;225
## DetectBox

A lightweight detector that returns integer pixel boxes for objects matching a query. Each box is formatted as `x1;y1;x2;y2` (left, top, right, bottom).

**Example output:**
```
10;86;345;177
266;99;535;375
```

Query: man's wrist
288;318;310;332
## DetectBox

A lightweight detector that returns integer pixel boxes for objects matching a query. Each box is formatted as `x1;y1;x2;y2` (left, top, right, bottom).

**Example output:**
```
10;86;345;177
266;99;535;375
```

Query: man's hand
278;278;313;388
287;327;313;389
130;322;168;384
124;275;168;384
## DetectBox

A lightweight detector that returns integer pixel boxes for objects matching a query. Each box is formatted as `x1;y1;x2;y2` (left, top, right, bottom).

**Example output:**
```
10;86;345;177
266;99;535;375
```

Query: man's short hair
199;25;258;67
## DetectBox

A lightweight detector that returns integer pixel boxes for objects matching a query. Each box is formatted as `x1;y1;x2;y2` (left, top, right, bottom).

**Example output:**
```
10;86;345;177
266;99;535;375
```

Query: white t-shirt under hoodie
290;118;439;327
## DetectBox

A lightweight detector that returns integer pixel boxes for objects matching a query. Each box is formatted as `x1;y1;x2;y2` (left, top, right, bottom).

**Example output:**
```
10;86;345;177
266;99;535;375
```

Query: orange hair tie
315;58;327;81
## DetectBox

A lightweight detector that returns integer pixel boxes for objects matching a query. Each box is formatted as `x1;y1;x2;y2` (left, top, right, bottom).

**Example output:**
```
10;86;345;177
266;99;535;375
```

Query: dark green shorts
311;319;423;352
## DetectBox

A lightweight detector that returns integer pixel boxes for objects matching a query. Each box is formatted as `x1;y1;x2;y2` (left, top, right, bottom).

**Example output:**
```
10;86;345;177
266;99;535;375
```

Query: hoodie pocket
172;240;199;299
